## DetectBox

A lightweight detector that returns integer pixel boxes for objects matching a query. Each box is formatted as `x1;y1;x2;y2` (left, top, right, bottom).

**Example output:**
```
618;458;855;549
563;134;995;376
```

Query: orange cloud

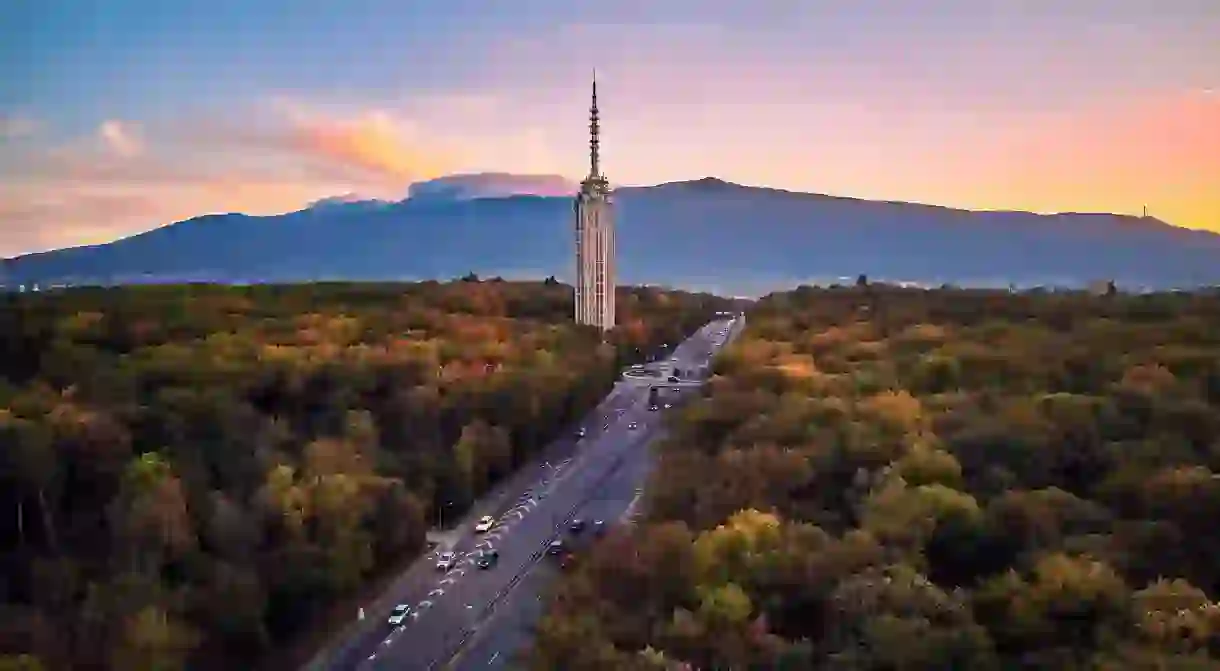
290;111;449;180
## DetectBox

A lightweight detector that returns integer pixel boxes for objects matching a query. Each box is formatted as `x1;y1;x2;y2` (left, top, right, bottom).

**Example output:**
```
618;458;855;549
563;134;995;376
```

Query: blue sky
2;0;1218;254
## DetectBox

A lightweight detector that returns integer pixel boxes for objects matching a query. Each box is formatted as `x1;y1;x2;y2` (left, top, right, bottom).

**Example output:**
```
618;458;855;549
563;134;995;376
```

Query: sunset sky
2;0;1218;256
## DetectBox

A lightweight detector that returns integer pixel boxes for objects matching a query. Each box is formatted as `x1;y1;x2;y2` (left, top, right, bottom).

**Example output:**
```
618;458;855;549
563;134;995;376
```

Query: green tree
109;453;196;573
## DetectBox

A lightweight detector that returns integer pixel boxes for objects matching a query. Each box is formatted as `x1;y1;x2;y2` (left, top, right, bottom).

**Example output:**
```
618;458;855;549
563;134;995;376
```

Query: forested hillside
530;285;1220;670
0;280;728;671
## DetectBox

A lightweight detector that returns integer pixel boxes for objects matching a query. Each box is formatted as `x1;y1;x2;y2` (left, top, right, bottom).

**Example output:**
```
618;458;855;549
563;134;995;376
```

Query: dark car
475;549;499;569
576;427;587;439
593;520;606;536
547;539;565;556
568;518;586;533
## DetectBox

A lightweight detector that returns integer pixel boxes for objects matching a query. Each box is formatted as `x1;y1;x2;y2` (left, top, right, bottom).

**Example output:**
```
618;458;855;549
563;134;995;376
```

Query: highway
307;317;739;671
448;421;656;670
448;315;746;670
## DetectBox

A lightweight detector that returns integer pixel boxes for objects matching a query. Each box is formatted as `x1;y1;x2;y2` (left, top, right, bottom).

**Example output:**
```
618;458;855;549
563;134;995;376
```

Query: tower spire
589;70;600;179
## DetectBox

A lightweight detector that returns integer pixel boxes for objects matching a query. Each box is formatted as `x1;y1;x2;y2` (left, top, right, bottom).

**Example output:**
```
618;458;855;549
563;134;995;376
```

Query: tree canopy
0;280;729;670
529;284;1220;670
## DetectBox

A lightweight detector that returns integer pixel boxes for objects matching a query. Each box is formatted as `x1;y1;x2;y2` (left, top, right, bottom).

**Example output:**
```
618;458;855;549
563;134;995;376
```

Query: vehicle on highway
668;376;679;383
475;548;499;569
387;604;411;626
628;422;638;430
648;404;659;411
593;520;606;536
664;402;672;409
568;518;586;533
474;515;495;533
576;427;587;438
547;539;565;556
435;551;456;571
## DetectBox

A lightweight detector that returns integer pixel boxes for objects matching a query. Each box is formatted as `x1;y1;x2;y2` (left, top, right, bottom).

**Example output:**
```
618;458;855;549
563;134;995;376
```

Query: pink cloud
98;120;143;157
0;102;478;256
978;90;1220;228
0;114;38;140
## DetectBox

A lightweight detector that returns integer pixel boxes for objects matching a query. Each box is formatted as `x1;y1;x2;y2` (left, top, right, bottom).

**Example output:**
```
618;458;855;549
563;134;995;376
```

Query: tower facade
574;74;615;331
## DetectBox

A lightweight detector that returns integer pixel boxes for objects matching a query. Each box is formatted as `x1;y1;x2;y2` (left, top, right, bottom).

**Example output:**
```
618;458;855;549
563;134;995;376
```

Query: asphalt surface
310;318;738;671
449;421;658;670
448;317;746;671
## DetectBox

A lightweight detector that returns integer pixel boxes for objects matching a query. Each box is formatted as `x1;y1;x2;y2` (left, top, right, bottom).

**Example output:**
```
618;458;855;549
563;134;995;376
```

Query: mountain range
5;174;1219;295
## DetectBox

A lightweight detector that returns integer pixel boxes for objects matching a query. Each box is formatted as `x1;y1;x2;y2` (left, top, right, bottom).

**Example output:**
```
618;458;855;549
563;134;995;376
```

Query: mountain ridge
4;176;1218;293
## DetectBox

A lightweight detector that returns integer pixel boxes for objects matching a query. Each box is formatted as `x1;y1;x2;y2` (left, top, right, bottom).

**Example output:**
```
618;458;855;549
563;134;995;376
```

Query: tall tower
574;73;616;331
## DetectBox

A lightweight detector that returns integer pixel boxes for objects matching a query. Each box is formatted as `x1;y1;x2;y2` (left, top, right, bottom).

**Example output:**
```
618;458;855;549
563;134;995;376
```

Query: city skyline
2;0;1218;257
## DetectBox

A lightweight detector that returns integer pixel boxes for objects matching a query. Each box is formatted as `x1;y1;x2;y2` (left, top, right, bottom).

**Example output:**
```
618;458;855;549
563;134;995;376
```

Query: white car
435;551;457;571
475;515;495;533
387;604;410;626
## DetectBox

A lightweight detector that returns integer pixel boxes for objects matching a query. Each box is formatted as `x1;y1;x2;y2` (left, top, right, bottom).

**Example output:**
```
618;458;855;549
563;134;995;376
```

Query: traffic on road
308;317;740;671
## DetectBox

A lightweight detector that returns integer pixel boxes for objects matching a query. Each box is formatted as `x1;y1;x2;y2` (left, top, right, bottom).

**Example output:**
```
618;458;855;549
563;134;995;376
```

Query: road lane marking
334;326;713;670
441;577;456;585
429;588;444;598
489;651;499;663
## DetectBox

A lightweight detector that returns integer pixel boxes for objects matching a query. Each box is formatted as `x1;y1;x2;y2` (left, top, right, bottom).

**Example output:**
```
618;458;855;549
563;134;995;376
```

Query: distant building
574;74;616;331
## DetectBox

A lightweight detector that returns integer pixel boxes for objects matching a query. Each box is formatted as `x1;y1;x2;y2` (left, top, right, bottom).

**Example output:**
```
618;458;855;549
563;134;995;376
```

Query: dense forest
0;279;730;671
529;284;1220;670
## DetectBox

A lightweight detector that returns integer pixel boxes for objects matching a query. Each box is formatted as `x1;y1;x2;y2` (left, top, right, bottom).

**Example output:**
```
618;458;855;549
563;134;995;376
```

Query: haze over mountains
5;174;1219;295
